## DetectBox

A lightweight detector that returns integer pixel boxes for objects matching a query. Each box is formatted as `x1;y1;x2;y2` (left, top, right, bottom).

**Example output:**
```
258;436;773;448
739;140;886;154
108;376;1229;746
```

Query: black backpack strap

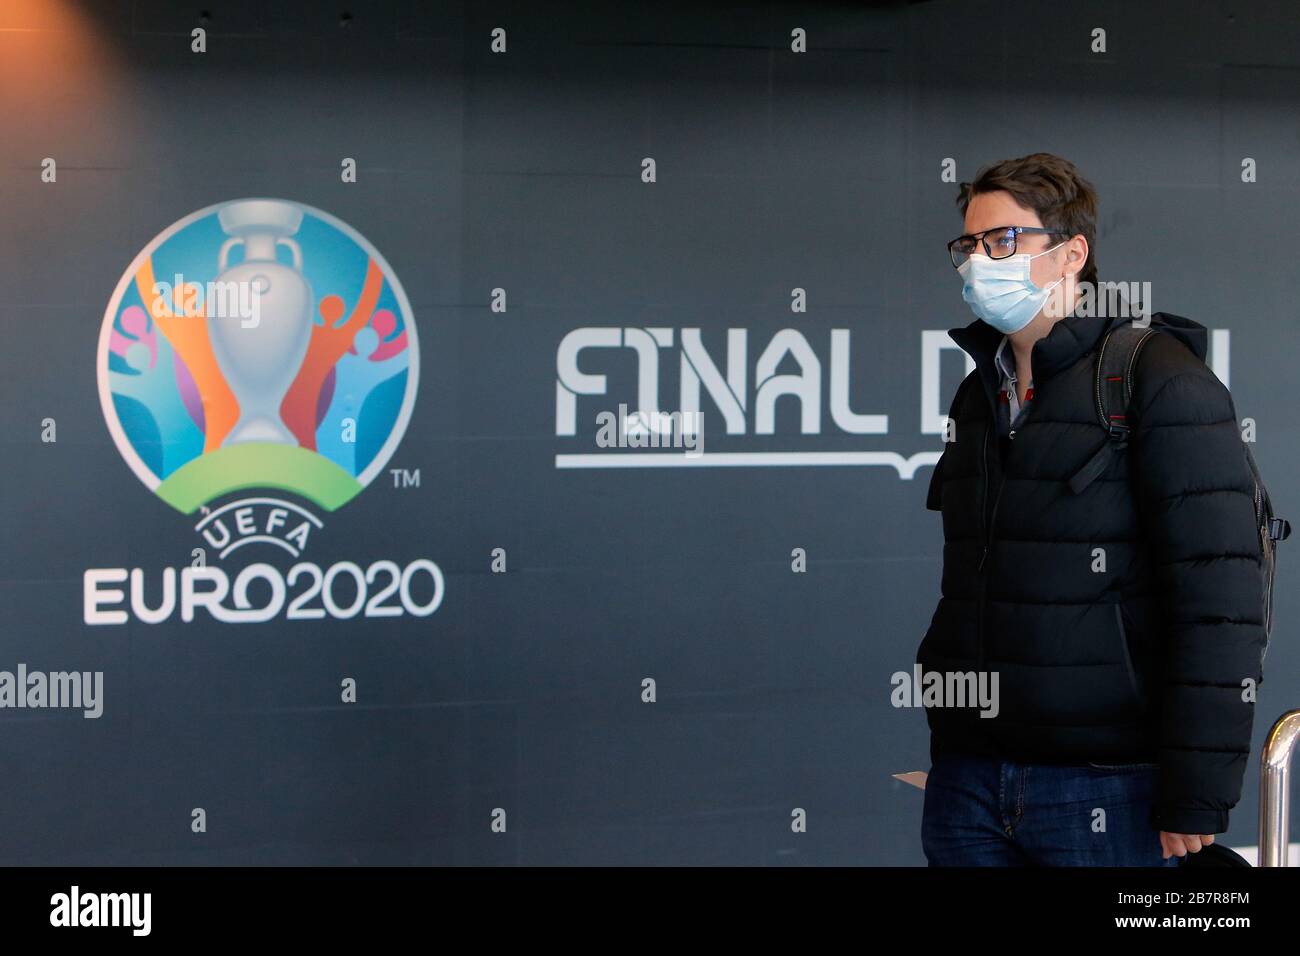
1067;322;1161;495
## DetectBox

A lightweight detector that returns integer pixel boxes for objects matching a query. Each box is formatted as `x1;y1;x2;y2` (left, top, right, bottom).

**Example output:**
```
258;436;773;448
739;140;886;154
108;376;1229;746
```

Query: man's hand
1160;831;1215;859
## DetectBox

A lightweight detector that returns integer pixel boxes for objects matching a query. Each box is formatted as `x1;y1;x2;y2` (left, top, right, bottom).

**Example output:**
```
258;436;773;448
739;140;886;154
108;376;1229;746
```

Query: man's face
962;190;1064;290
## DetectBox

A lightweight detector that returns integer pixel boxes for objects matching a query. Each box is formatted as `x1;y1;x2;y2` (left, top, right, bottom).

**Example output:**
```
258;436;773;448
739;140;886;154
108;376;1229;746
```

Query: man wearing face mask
916;152;1267;866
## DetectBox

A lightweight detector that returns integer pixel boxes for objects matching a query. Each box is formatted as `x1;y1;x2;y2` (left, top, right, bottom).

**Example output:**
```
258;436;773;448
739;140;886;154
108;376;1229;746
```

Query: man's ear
1066;236;1089;276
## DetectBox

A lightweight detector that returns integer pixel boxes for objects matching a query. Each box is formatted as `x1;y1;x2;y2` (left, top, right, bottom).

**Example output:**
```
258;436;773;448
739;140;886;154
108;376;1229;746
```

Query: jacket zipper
978;425;991;570
976;383;1022;671
1263;547;1274;639
976;424;1005;671
1254;481;1265;546
1253;477;1274;642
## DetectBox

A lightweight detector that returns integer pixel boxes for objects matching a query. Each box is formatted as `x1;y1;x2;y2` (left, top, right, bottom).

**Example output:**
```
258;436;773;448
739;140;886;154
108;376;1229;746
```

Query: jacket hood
1142;311;1208;362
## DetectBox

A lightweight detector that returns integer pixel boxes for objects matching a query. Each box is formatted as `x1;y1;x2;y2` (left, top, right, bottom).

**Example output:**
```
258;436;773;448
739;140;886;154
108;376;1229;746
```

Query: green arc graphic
156;444;363;513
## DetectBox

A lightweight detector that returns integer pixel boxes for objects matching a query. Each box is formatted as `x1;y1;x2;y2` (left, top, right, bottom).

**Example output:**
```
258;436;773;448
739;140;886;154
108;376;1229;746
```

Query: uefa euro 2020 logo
97;199;419;560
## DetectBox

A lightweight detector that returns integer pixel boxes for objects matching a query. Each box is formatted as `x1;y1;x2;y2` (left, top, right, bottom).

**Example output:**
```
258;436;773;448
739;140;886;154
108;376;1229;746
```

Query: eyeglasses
947;226;1069;269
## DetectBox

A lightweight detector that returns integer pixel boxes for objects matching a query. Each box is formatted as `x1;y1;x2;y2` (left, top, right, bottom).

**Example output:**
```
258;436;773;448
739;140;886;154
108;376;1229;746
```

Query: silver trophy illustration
208;199;314;446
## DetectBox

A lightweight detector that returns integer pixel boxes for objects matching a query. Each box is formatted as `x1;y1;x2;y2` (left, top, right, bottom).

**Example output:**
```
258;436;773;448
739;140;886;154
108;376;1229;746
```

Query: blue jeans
921;750;1181;867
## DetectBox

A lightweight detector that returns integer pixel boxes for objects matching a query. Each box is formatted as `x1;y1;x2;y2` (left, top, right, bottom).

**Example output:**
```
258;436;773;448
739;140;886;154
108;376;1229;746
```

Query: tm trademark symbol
390;467;420;489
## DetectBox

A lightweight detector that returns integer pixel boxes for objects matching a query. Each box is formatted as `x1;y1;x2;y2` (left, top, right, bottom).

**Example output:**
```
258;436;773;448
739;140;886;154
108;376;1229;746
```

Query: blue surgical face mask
957;240;1067;334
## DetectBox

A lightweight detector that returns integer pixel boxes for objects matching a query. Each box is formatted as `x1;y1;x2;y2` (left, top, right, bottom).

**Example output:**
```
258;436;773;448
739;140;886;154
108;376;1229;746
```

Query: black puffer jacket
918;308;1266;835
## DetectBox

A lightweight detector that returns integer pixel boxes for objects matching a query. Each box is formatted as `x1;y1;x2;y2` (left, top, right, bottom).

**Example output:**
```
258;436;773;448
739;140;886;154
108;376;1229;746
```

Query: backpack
1066;321;1291;658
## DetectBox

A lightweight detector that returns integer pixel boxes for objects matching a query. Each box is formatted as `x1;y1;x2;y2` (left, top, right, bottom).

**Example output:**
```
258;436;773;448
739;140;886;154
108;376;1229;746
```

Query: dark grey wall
1;0;1298;864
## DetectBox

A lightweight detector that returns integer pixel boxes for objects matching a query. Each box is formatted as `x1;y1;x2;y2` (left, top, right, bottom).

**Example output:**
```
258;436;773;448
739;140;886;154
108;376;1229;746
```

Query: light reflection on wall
0;0;134;169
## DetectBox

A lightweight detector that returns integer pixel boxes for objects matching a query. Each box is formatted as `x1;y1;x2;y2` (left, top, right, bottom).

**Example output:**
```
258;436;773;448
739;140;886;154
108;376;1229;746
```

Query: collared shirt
994;335;1034;439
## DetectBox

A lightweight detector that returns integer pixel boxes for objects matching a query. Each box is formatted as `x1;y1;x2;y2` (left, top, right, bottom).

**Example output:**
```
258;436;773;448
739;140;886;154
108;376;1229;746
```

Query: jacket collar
948;307;1129;417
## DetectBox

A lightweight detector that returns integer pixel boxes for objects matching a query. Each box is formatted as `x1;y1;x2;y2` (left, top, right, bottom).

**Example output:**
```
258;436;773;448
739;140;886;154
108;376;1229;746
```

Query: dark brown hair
956;152;1098;286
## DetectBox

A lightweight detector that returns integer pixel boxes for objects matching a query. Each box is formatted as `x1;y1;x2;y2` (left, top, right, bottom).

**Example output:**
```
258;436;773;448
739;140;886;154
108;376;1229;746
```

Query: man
918;152;1266;866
